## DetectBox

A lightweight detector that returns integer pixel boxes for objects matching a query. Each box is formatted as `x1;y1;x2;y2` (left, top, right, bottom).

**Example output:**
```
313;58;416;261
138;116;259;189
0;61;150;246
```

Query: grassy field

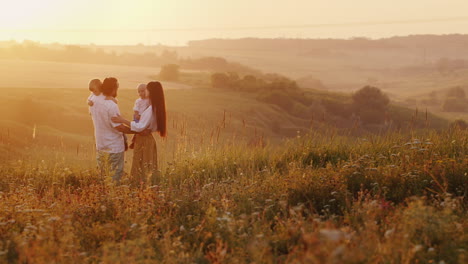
0;128;466;263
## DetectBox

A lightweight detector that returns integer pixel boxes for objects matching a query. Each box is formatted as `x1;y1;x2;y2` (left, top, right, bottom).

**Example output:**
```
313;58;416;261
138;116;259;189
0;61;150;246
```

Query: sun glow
0;1;65;29
1;0;468;45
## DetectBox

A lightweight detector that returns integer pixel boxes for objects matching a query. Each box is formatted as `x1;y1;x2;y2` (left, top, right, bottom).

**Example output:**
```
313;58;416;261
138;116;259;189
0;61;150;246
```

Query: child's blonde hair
89;79;102;91
137;83;147;91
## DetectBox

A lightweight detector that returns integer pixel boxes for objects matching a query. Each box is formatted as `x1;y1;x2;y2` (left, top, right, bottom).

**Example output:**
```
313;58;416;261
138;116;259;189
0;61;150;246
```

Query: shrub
352;86;389;109
442;97;468;112
446;86;466;98
159;64;180;81
353;86;390;124
321;99;352;118
211;73;230;89
450;119;468;130
238;75;259;92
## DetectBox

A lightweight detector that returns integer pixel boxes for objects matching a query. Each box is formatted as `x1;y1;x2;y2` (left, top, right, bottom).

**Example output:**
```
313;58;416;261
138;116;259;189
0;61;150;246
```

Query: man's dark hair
101;77;119;96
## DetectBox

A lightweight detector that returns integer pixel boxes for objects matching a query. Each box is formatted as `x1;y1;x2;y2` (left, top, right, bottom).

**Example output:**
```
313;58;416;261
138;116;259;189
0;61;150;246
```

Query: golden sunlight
0;1;63;28
0;1;467;263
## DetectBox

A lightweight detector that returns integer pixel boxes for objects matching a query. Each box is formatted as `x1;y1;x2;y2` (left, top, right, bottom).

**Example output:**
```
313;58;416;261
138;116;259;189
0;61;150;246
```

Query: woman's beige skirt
131;134;158;184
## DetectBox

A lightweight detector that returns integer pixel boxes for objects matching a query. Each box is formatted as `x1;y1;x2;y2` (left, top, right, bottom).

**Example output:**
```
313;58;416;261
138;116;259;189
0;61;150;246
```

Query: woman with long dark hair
112;81;167;184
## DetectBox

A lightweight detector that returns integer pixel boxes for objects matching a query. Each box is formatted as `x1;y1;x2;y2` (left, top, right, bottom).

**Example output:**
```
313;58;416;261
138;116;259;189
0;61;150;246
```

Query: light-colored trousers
97;151;125;182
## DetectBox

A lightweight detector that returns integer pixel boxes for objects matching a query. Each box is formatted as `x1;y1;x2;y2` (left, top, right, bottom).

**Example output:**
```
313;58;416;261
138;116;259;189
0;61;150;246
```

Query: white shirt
133;98;150;114
88;93;96;102
88;93;97;114
90;96;125;153
131;105;158;133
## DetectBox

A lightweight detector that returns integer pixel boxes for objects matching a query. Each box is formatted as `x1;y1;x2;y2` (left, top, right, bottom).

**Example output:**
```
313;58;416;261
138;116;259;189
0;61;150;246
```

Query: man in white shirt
90;77;127;182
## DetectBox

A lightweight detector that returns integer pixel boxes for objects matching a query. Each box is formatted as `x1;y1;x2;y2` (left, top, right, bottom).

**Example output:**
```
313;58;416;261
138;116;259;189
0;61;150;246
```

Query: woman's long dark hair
147;81;167;137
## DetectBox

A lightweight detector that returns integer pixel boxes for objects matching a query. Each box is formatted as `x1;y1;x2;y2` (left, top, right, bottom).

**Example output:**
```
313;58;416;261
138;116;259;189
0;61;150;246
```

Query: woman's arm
112;108;152;133
129;107;152;132
115;124;137;134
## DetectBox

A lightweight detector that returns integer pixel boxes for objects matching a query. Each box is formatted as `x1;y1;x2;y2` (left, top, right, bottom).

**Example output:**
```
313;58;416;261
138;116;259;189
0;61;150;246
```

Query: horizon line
2;33;468;47
2;16;468;33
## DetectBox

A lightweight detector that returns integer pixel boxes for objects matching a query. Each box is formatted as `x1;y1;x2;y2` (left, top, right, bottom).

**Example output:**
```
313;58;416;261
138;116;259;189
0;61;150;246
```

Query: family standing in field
87;77;167;184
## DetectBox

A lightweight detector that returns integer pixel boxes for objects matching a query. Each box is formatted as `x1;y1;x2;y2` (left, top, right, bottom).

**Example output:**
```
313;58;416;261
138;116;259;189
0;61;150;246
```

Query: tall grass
0;128;466;263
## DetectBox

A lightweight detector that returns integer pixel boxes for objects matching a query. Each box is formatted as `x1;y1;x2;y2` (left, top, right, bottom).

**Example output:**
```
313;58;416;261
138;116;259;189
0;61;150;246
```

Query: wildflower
47;216;61;222
319;229;343;242
331;245;346;258
412;245;423;253
384;228;394;238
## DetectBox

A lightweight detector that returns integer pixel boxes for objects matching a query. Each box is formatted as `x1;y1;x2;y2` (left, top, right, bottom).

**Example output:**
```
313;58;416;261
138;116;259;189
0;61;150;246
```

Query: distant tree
446;86;466;98
436;58;468;75
160;50;178;63
441;86;467;112
226;72;239;81
264;74;299;91
353;86;390;109
442;97;468;112
238;75;258;91
199;57;228;69
321;99;352;118
450;119;468;130
211;71;299;95
159;64;180;81
243;75;257;84
352;86;390;124
211;73;230;88
226;72;240;89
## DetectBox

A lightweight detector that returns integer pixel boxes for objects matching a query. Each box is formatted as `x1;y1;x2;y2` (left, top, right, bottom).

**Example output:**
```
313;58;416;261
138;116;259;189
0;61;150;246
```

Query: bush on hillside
352;86;390;109
159;64;180;81
442;97;468;112
211;73;230;89
238;75;260;92
446;86;466;98
321;99;352;118
352;86;390;124
450;119;468;130
210;72;298;93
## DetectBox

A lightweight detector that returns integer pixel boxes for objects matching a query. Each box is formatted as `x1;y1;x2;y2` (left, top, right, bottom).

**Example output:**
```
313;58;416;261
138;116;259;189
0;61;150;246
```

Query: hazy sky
2;0;468;45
